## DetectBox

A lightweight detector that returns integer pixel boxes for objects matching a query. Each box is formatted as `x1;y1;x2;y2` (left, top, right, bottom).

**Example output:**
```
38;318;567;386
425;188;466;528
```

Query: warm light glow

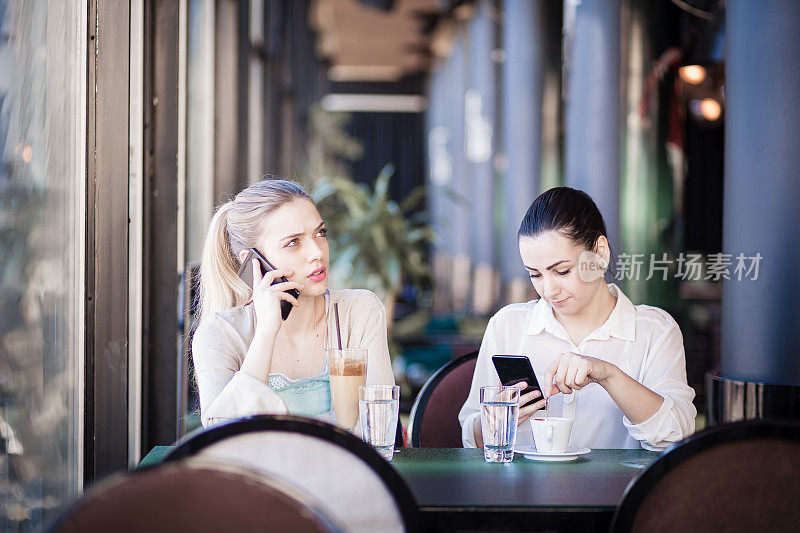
700;98;722;121
679;65;706;84
22;145;32;163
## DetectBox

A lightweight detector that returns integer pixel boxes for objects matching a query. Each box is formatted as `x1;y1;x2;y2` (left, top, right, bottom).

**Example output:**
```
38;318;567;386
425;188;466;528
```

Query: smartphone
492;355;543;408
236;248;299;320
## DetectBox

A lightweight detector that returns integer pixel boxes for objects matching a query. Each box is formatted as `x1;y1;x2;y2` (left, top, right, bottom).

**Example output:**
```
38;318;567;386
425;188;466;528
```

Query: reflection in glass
0;1;86;529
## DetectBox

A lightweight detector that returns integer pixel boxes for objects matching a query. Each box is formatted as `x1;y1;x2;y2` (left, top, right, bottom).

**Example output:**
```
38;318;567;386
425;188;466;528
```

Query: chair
611;419;800;533
408;351;478;447
49;460;341;532
163;415;419;533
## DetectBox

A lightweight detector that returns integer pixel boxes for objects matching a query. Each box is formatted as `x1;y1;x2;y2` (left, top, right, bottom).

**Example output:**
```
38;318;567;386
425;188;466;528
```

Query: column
564;0;621;251
708;0;800;424
466;0;498;314
426;57;454;311
447;35;472;313
721;0;800;384
501;0;545;304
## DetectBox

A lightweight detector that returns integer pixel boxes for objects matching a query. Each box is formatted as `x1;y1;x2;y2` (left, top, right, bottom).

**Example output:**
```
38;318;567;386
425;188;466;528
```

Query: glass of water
359;385;400;461
480;385;520;463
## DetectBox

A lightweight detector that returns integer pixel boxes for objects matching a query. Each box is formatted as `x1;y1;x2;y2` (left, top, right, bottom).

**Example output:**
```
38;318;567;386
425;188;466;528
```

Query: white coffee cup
531;417;573;453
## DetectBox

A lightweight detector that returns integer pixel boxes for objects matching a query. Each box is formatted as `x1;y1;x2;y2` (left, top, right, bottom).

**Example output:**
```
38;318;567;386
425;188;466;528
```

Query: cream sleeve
622;318;697;450
192;315;288;428
345;290;395;387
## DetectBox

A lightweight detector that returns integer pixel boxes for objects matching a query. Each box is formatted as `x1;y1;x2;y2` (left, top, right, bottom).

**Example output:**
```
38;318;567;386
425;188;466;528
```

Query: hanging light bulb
700;98;722;121
679;65;707;85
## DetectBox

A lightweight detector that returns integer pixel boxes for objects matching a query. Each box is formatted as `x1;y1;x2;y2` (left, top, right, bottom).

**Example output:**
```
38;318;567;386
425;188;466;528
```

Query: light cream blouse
192;289;395;428
459;284;697;450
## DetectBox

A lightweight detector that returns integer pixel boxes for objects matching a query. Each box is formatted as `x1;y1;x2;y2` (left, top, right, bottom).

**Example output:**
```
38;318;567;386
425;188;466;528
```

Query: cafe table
140;446;657;532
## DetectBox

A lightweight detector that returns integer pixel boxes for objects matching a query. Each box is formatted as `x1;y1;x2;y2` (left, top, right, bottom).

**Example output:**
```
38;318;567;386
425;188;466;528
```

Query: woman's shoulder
633;302;680;335
490;299;539;325
194;305;253;342
330;288;385;309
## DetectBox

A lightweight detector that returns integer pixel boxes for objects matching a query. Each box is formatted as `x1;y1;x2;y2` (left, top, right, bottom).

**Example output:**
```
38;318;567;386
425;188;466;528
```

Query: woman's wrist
596;363;665;425
240;329;277;383
253;315;281;339
595;360;621;389
252;326;278;345
473;416;483;447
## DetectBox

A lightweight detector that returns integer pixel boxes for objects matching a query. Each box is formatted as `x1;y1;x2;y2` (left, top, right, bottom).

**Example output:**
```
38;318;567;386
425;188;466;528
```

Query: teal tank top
268;357;331;418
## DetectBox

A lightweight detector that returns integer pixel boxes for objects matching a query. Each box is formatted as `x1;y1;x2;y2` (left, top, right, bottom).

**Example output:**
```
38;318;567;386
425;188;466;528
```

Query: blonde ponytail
195;178;313;326
197;202;249;324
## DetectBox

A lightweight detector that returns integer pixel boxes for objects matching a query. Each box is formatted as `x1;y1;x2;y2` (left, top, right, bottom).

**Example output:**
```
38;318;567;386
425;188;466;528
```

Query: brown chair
611;419;800;533
408;351;478;447
49;460;342;532
162;415;419;533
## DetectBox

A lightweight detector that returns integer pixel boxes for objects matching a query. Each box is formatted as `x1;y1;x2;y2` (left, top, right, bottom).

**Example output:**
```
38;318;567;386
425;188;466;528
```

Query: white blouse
458;284;697;450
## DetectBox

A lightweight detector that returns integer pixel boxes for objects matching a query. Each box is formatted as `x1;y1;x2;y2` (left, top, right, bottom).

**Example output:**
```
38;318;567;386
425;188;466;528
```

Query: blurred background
2;0;799;529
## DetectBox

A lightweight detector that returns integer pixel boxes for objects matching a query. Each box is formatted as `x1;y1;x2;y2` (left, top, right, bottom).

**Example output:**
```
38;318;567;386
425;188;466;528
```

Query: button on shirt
458;284;697;450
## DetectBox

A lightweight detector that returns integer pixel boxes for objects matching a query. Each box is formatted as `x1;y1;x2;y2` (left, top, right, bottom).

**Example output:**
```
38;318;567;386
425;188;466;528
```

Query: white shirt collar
526;283;636;343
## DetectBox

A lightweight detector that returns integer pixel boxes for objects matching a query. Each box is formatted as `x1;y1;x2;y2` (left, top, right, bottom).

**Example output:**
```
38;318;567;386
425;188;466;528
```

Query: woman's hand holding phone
251;258;303;337
515;383;546;426
472;382;545;446
491;355;547;426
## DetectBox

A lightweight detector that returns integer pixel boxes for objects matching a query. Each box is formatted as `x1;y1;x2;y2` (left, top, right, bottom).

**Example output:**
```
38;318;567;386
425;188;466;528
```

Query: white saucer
515;445;591;462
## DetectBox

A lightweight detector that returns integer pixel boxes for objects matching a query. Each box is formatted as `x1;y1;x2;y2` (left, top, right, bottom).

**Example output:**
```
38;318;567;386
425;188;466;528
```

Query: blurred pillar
427;54;454;311
466;0;498;315
564;0;621;251
500;0;545;304
143;0;181;454
540;0;564;195
214;0;247;200
186;0;215;264
447;35;472;313
719;1;800;387
247;0;265;184
619;0;664;304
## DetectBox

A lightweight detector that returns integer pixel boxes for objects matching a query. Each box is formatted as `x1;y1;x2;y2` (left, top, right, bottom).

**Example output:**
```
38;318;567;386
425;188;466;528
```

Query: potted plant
311;164;435;325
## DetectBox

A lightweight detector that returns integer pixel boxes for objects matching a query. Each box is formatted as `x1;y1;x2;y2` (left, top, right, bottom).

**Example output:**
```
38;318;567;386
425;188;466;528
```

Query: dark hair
518;187;608;252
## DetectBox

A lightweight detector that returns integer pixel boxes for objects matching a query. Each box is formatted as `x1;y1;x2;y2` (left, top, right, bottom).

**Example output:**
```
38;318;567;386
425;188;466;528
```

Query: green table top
391;447;655;509
140;445;172;468
139;446;656;510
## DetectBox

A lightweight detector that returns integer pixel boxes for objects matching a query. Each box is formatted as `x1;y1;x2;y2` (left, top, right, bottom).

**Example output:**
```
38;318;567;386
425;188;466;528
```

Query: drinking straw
334;302;343;350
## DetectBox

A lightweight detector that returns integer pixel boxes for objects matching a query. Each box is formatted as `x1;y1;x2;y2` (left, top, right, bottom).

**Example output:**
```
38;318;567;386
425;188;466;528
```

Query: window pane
0;0;86;529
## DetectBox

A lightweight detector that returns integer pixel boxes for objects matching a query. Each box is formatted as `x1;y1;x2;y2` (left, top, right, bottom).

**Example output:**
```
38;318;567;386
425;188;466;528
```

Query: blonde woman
192;179;394;428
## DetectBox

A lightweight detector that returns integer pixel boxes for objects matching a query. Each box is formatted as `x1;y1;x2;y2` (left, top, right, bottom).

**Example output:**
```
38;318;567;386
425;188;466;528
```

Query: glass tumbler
480;385;520;463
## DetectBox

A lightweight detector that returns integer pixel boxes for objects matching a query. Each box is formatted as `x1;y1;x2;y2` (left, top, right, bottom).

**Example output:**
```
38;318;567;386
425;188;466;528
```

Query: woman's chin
302;282;328;298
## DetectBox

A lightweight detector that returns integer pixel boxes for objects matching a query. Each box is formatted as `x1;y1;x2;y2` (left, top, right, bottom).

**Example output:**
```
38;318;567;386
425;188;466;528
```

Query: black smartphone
492;355;543;408
236;248;299;320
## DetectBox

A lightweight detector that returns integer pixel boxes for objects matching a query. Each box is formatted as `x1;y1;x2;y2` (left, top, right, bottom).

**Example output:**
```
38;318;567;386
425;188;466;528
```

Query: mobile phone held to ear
237;248;299;320
492;355;542;408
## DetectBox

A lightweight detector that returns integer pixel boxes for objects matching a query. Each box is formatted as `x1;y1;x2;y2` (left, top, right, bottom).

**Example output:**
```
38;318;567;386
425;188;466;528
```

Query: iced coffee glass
328;348;368;430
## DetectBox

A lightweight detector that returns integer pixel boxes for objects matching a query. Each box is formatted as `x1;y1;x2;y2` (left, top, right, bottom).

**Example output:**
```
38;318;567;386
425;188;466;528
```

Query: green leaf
310;163;435;299
399;186;425;212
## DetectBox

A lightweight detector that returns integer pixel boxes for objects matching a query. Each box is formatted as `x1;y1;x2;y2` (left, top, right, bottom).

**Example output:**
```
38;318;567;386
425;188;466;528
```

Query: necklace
272;302;327;379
